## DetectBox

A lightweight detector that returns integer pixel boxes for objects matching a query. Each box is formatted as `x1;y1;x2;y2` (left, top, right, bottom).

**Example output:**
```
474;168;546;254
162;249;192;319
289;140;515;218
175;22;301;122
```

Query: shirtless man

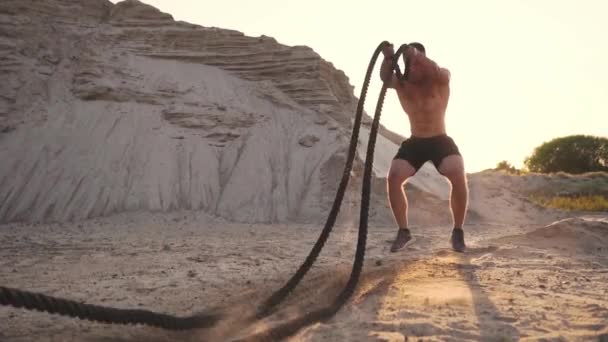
380;42;468;253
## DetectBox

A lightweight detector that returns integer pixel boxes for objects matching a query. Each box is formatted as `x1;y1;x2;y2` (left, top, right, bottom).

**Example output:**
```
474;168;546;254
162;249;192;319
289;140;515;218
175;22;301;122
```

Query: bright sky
114;0;607;172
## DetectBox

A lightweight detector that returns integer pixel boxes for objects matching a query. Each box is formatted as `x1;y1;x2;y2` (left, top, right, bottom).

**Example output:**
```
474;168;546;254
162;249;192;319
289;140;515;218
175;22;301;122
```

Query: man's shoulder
439;67;451;82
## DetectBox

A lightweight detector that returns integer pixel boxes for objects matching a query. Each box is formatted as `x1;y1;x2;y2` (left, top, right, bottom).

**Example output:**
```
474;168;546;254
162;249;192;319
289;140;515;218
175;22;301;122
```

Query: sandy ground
1;210;607;342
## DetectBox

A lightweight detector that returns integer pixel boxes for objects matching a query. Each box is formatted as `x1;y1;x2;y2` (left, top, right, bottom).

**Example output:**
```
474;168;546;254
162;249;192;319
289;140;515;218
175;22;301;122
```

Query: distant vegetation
527;171;608;212
529;194;608;211
494;160;521;175
493;135;608;211
524;135;608;174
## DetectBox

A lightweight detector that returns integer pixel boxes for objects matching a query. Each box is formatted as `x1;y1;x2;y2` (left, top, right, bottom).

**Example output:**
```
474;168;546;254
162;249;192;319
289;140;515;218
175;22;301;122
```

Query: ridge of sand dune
491;216;608;257
0;0;405;224
1;55;350;223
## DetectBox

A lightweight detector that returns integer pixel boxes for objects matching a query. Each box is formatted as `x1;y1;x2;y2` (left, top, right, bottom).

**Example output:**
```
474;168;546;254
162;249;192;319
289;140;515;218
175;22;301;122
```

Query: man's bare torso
395;79;449;137
392;50;450;137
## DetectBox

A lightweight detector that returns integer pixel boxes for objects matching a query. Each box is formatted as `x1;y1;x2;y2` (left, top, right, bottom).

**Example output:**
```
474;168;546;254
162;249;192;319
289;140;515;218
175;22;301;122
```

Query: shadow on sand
456;248;520;341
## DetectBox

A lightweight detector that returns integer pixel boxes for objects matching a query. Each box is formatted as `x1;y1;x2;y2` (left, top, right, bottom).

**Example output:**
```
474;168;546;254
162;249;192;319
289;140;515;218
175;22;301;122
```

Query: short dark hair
409;42;426;54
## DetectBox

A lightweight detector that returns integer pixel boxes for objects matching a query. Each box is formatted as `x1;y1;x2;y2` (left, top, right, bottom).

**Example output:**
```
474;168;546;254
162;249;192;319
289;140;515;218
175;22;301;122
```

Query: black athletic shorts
393;134;461;171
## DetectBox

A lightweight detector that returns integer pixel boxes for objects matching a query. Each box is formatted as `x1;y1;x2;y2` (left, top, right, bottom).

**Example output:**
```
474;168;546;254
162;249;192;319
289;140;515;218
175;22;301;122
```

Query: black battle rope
234;42;411;342
0;286;221;330
0;41;410;335
254;40;392;319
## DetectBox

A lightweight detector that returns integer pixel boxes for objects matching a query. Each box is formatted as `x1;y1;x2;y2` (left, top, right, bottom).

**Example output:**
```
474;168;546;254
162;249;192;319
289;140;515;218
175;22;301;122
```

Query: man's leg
438;155;468;251
387;159;416;252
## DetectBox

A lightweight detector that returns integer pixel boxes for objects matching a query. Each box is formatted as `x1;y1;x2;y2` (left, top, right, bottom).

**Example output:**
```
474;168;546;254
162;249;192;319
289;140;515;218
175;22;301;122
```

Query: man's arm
437;67;451;84
417;53;451;84
379;43;399;88
380;56;399;88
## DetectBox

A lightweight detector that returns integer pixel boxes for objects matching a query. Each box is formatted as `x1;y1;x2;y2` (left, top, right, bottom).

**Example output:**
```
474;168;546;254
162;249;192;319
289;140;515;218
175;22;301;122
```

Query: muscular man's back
380;44;451;137
396;79;450;137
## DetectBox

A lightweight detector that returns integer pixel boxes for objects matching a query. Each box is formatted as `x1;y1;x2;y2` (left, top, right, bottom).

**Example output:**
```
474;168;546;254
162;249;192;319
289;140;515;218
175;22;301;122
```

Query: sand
1;203;607;341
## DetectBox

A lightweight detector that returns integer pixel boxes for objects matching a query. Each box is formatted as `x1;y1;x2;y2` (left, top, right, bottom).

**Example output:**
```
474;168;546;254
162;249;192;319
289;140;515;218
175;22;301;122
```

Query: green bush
524;135;608;174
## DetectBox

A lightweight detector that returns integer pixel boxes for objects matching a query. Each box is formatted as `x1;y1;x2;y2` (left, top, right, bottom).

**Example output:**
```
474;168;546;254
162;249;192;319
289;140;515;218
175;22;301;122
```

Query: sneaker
451;228;466;253
390;228;414;252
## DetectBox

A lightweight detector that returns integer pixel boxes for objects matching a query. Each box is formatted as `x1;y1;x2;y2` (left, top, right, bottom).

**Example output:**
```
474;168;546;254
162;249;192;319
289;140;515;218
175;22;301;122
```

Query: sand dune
492;216;608;257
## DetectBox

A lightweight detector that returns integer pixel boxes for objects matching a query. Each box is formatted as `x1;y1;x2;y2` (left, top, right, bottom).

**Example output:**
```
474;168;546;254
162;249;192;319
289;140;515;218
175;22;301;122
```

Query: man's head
402;42;426;66
404;42;429;82
409;42;426;54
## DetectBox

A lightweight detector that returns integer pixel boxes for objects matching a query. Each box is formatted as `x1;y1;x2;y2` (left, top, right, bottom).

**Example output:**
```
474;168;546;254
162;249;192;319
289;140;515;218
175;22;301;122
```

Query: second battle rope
235;42;412;341
254;40;393;319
